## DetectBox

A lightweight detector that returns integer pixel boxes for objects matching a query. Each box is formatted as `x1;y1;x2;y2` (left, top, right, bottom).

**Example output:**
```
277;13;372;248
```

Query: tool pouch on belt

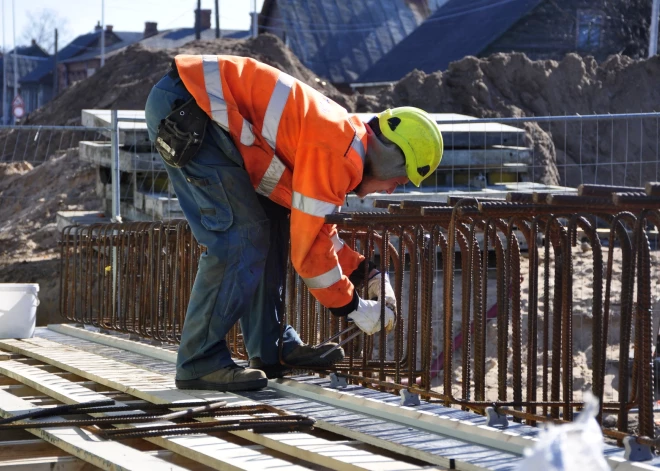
155;98;209;168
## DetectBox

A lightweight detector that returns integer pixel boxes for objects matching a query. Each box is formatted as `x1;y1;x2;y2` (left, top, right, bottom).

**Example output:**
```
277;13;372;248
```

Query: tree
601;0;652;58
20;9;71;54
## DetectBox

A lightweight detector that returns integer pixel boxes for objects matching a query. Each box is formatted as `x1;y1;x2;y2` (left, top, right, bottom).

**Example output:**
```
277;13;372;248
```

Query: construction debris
58;182;660;446
24;34;353;127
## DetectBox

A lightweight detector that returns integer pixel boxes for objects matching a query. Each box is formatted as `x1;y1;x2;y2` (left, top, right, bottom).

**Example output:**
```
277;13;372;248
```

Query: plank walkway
35;328;522;470
5;325;656;470
0;337;432;471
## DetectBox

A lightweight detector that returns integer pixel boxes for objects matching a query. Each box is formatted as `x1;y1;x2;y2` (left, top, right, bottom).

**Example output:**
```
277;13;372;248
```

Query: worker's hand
347;298;395;335
367;271;397;313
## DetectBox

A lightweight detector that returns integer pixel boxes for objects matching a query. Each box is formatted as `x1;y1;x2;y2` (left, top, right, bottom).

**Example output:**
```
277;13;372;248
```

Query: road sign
11;95;24;119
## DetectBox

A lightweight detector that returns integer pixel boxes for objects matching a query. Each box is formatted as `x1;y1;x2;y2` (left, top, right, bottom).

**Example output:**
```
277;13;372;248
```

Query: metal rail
59;182;660;447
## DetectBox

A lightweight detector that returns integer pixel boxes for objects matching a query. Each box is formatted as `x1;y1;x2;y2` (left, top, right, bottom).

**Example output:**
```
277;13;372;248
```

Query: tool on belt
155;96;209;168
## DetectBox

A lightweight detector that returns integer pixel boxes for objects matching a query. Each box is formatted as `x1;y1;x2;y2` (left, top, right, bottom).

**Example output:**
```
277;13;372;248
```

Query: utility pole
11;0;17;124
53;29;58;97
215;0;220;38
251;0;258;38
100;0;105;67
650;0;660;57
195;0;201;40
2;0;6;124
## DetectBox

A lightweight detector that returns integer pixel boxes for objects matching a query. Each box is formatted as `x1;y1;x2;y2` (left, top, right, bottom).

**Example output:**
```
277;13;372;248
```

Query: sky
0;0;265;50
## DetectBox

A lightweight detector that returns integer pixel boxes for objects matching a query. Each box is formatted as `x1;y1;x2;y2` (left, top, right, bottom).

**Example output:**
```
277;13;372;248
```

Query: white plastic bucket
0;283;39;339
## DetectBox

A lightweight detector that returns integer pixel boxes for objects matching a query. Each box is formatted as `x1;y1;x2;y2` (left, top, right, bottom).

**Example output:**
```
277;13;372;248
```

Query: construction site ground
1;324;655;471
3;32;660;470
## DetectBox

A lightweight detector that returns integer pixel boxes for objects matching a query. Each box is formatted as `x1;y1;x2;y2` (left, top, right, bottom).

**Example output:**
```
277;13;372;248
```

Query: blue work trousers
145;72;301;380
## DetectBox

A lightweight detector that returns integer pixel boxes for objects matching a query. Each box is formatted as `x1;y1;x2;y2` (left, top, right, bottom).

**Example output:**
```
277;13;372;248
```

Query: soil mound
25;33;353;126
0;150;100;259
358;52;660;187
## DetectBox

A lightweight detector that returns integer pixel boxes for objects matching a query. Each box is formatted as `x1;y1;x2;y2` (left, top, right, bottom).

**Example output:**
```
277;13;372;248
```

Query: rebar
59;182;660;449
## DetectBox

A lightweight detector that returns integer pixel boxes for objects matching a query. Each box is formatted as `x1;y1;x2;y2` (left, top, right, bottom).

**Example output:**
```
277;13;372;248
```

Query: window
577;10;604;50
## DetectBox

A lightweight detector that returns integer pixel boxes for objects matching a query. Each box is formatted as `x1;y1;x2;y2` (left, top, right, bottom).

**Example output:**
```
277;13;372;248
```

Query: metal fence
6;111;660;455
5;112;660;221
58;183;660;453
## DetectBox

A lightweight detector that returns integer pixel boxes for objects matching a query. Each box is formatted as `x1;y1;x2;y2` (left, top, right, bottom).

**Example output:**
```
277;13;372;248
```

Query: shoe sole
253;364;292;379
286;348;345;368
175;377;267;391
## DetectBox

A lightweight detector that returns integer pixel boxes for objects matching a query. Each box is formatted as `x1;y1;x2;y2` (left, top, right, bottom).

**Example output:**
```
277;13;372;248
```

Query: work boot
175;364;267;391
249;357;292;379
283;343;345;367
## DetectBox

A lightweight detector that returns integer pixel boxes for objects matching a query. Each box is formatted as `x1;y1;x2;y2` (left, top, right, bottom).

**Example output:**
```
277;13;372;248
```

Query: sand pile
24;33;353;126
358;52;660;187
0;152;102;324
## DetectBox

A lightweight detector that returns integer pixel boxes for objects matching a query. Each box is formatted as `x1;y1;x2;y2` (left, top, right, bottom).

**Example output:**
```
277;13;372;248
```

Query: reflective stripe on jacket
174;54;366;308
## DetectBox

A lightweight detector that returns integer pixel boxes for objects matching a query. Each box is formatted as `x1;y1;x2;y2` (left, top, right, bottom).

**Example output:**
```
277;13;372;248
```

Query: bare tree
20;9;71;54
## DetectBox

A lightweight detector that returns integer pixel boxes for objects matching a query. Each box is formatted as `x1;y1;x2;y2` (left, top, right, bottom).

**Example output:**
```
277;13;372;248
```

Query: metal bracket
329;373;347;389
485;406;509;428
623;436;654;462
399;389;420;407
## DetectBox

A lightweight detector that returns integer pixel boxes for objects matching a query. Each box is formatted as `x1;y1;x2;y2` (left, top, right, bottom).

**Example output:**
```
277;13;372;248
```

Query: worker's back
174;54;366;309
174;55;367;210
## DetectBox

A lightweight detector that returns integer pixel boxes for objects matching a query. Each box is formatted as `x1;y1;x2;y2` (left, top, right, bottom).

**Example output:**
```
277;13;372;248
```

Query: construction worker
145;55;443;392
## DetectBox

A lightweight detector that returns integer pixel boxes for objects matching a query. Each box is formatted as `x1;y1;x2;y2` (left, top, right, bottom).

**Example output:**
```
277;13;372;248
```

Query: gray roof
140;27;250;49
260;0;435;84
60;31;143;63
358;0;544;83
0;54;50;86
21;30;143;84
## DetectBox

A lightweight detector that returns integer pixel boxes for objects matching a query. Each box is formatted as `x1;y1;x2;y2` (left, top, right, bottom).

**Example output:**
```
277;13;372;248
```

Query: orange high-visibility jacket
174;55;366;309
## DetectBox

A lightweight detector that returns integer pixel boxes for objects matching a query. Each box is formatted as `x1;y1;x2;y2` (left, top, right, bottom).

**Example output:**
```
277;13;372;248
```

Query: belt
167;60;180;81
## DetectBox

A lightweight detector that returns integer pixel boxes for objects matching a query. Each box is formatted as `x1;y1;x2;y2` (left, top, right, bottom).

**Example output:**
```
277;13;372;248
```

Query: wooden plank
0;389;184;471
44;327;506;469
0;440;214;471
0;439;71;461
37;329;518;470
45;325;655;471
47;325;531;452
0;456;95;471
0;340;431;471
0;357;310;471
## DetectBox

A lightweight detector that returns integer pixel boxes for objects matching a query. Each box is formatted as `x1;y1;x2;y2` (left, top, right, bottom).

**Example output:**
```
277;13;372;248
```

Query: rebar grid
59;182;660;444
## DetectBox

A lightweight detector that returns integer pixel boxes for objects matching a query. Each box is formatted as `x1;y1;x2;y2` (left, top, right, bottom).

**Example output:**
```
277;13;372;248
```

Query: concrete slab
81;110;151;148
83;109;528;149
56;210;111;234
79;141;165;172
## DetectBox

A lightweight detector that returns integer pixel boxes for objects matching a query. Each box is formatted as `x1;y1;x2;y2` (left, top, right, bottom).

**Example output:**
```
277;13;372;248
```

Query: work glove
367;271;397;313
347;297;396;335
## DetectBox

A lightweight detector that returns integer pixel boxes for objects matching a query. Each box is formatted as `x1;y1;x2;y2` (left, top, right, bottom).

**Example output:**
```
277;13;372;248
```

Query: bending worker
145;55;443;392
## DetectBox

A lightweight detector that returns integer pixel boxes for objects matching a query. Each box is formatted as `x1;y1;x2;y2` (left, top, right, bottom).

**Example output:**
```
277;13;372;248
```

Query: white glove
347;298;395;335
367;271;397;313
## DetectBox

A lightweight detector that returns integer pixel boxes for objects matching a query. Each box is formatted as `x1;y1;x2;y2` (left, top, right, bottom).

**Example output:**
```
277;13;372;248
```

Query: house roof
259;0;435;84
140;27;250;49
0;54;50;85
8;42;50;58
20;30;142;84
357;0;543;84
60;31;143;63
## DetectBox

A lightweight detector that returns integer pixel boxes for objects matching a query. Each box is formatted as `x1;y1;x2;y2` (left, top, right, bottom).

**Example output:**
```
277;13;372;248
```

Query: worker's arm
289;142;364;314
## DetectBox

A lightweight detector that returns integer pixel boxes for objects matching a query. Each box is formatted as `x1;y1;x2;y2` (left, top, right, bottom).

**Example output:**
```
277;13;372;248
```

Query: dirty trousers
145;72;302;381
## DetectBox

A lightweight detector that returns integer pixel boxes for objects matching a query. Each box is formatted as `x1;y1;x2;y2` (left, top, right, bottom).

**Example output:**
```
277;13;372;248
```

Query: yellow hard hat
377;107;443;187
